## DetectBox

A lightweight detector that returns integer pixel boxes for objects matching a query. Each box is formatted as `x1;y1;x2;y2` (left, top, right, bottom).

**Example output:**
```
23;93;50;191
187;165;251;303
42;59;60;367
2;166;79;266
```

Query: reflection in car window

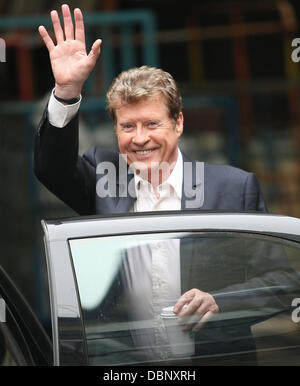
69;232;300;366
0;322;27;366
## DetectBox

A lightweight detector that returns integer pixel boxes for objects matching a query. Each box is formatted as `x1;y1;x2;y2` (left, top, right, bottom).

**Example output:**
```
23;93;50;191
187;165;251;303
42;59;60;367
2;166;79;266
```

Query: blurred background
0;0;300;330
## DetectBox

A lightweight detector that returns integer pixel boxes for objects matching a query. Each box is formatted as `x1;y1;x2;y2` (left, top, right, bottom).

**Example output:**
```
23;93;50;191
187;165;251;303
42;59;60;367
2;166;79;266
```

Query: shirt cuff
48;89;82;128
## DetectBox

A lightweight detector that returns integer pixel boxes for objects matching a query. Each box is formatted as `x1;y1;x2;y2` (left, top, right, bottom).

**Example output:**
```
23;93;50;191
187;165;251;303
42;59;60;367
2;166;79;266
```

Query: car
1;210;300;366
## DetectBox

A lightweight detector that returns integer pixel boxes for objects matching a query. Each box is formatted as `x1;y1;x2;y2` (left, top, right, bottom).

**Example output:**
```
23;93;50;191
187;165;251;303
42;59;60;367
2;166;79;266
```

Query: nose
132;125;149;146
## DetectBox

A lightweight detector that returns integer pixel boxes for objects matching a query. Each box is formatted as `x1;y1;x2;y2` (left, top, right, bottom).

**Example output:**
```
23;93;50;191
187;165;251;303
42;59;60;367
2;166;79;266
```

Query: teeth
135;150;152;155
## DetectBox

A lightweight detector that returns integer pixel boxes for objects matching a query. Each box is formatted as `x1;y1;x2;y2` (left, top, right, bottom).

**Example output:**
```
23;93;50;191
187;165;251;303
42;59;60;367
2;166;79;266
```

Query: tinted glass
0;303;27;366
69;232;300;366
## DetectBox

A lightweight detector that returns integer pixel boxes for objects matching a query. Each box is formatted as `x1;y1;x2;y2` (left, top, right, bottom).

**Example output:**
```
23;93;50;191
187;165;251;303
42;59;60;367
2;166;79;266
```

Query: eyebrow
119;119;162;126
119;120;135;126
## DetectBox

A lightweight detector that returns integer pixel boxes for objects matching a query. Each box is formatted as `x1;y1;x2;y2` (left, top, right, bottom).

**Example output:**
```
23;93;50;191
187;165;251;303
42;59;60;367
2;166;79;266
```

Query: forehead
115;95;169;123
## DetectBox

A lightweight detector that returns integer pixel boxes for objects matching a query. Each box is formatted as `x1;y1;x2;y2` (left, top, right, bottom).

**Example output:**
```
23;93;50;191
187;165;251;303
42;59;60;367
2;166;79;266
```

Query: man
34;5;296;363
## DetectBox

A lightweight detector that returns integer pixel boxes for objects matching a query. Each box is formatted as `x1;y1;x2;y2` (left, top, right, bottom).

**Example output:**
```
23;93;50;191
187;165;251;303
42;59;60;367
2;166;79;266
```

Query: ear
175;112;184;138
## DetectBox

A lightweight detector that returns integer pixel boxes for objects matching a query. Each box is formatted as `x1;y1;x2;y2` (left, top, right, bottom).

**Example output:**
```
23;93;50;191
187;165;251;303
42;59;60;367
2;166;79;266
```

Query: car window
69;232;300;366
0;301;27;366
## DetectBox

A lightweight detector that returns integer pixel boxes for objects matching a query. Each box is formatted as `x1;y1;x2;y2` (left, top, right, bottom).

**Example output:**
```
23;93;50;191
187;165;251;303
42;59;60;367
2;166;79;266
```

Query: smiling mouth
134;150;154;155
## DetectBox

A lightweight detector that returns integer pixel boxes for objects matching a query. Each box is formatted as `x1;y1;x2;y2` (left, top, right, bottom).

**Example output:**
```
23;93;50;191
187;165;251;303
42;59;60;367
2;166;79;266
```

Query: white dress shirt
125;151;183;359
48;89;82;128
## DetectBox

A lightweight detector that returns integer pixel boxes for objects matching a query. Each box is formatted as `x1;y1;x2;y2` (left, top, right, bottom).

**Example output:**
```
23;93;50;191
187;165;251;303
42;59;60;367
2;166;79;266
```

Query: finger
173;290;195;313
62;4;74;40
179;301;204;329
183;297;218;325
192;311;215;332
179;297;203;318
51;10;64;44
87;39;102;67
74;8;85;44
173;297;192;314
38;25;55;52
181;313;201;331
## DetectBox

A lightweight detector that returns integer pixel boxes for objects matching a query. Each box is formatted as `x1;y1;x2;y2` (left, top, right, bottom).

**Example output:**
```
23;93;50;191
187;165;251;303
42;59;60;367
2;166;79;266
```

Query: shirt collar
134;149;183;199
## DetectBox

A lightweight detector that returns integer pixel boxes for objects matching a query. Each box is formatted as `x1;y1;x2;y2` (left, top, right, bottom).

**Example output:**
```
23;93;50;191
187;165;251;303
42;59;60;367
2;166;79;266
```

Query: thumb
87;39;102;66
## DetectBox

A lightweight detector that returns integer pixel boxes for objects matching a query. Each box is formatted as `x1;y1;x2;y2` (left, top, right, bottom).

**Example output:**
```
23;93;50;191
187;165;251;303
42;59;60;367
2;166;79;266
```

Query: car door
41;211;300;366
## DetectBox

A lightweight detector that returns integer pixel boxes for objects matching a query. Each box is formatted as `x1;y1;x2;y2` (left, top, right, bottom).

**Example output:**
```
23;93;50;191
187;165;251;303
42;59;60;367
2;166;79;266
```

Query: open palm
38;5;102;98
49;39;94;86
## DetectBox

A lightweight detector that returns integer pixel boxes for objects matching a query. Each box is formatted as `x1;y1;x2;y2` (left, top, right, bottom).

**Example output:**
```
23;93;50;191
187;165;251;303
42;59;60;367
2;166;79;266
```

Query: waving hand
38;4;102;99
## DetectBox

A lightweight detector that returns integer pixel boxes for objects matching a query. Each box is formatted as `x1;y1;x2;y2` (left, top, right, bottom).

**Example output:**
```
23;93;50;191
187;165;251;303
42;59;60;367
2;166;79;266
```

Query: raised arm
38;4;102;100
34;5;102;215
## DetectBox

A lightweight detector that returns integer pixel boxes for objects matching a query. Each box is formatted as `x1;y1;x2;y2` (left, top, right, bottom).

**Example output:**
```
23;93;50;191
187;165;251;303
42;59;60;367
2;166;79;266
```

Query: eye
148;121;158;128
121;124;134;132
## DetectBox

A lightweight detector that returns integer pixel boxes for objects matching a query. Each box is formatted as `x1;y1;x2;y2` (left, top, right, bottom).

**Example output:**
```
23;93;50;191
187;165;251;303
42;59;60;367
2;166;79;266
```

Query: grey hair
106;66;182;123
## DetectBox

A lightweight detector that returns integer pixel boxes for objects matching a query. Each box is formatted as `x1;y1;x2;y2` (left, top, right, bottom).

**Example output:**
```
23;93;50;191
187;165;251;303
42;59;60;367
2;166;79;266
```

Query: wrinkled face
115;94;183;185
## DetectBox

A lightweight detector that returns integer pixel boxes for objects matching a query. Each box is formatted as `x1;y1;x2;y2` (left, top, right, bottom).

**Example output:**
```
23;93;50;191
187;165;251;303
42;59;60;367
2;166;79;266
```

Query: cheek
164;133;177;148
117;134;132;152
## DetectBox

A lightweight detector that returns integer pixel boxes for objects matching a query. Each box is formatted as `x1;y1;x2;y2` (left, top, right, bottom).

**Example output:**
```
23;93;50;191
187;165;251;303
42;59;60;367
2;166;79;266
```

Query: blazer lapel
114;158;136;213
97;155;136;214
114;178;136;213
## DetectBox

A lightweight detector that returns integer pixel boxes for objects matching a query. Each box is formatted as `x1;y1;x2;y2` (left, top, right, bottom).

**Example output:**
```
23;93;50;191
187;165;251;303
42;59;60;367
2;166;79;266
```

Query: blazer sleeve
34;105;96;215
215;174;299;314
243;172;268;212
